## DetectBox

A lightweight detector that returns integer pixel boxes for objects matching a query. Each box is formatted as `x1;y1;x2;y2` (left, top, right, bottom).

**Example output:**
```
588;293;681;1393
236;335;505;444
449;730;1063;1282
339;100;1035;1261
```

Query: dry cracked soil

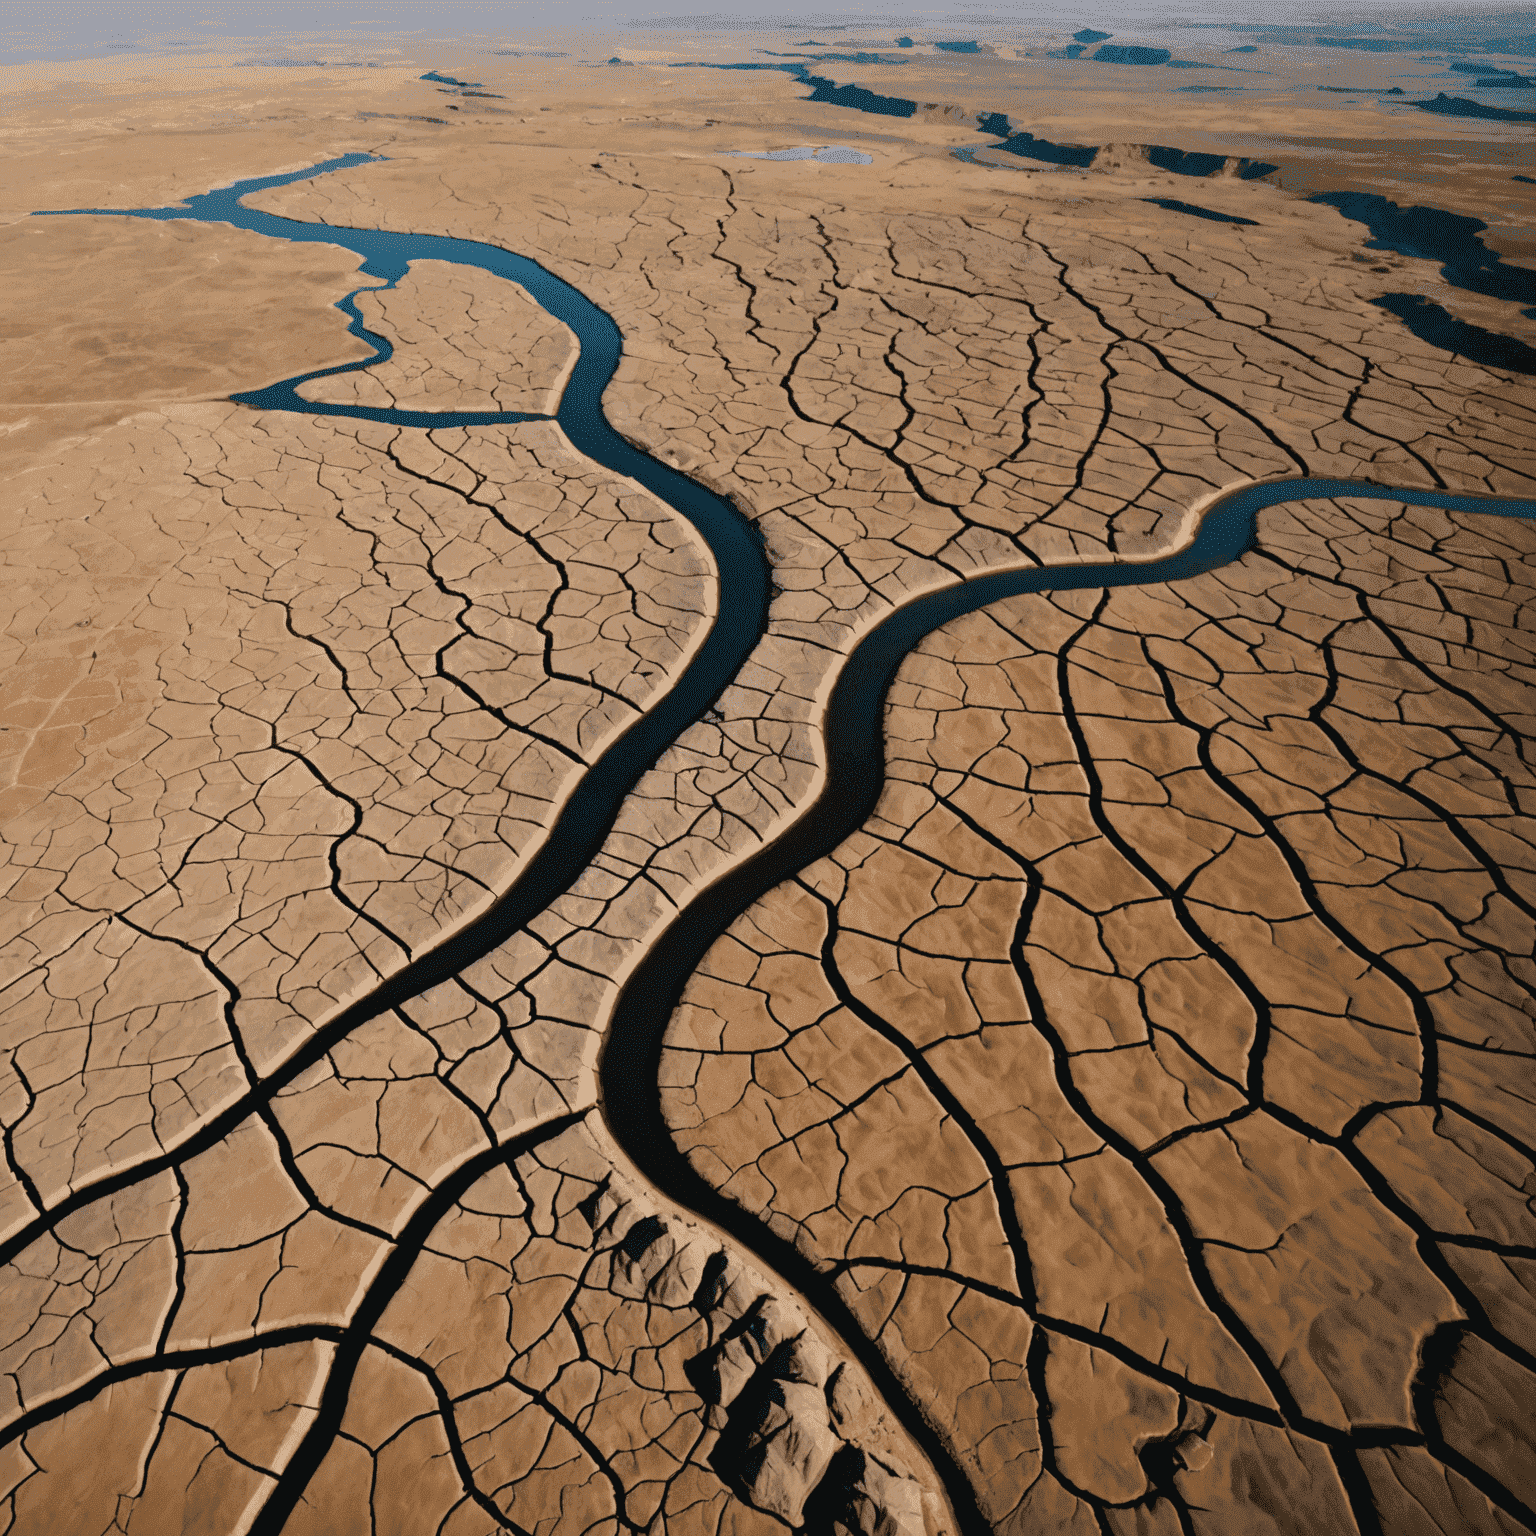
1;32;1534;1536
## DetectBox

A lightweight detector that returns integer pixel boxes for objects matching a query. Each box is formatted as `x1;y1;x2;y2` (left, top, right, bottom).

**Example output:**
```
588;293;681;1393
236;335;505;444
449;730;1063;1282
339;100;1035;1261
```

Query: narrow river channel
36;155;1536;1534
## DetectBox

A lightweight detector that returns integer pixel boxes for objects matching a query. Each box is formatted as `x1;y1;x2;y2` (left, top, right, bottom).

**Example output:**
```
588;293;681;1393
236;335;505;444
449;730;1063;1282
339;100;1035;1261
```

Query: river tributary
36;156;1536;1535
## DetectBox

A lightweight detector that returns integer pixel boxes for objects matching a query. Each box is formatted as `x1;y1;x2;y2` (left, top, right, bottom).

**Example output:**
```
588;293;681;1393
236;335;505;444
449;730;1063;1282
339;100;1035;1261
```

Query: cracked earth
2;52;1535;1536
663;495;1536;1535
296;261;578;415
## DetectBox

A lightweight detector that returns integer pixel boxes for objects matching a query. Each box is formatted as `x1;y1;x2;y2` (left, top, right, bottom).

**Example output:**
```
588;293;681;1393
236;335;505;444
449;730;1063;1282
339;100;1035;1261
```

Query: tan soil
663;496;1536;1534
1;41;1532;1536
296;259;578;413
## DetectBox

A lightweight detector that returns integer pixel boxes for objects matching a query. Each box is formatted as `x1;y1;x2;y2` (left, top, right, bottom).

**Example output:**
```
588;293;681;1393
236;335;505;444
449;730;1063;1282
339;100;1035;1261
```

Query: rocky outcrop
679;1269;945;1532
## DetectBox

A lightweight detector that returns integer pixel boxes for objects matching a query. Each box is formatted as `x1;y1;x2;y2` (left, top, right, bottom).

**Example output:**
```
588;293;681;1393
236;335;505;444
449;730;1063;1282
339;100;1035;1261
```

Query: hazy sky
3;0;1527;62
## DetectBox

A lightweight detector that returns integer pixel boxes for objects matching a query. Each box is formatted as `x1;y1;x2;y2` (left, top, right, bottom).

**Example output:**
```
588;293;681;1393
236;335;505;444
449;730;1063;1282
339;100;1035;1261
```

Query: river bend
35;156;1536;1536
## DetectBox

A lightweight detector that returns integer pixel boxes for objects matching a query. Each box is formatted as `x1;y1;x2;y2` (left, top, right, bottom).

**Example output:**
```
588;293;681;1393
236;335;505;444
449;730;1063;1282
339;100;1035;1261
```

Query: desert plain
1;12;1536;1535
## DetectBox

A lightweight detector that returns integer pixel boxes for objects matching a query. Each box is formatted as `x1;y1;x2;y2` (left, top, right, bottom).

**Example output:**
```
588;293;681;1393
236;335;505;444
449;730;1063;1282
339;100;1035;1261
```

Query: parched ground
661;496;1536;1535
0;48;1533;1536
3;403;712;1206
296;260;578;414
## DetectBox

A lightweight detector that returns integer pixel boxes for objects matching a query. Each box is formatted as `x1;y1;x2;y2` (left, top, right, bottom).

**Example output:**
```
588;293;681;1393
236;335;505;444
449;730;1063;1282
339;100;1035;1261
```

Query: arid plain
3;23;1536;1536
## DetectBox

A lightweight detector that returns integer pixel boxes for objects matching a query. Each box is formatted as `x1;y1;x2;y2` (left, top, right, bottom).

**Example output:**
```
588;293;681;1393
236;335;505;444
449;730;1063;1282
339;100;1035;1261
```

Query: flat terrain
1;27;1534;1536
665;494;1536;1534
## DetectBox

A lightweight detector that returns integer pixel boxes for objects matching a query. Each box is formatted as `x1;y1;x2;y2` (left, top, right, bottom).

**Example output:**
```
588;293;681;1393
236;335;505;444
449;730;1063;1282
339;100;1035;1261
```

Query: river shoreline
28;153;1536;1535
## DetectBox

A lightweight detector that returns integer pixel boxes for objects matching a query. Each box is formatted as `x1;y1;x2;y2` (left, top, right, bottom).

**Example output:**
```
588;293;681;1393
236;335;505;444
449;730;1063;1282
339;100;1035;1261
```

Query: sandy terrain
662;494;1536;1535
296;260;578;413
794;46;1536;270
1;37;1533;1536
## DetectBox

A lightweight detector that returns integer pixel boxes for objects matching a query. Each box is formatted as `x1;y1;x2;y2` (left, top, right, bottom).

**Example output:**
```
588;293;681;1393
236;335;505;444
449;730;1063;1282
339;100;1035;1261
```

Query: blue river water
34;157;1536;1536
38;156;777;968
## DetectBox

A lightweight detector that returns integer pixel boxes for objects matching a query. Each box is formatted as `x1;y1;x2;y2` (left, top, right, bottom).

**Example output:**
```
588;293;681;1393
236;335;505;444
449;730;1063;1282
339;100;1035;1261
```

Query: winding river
37;156;1536;1535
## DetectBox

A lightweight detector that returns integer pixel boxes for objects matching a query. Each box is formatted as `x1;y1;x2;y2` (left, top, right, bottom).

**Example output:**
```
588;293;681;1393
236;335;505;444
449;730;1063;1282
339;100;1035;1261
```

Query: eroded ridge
0;1108;945;1536
1;403;710;1222
296;259;578;414
661;497;1536;1535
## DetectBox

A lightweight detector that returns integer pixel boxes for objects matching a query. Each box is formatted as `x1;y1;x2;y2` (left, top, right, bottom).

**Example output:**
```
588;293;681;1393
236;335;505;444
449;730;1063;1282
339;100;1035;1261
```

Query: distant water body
7;0;1529;64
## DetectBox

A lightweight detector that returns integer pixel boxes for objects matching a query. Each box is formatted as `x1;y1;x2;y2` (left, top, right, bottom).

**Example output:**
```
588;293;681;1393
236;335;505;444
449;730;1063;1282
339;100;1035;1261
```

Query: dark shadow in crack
1143;196;1259;224
1314;189;1536;309
1414;91;1536;122
1372;292;1536;374
600;477;1536;1536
